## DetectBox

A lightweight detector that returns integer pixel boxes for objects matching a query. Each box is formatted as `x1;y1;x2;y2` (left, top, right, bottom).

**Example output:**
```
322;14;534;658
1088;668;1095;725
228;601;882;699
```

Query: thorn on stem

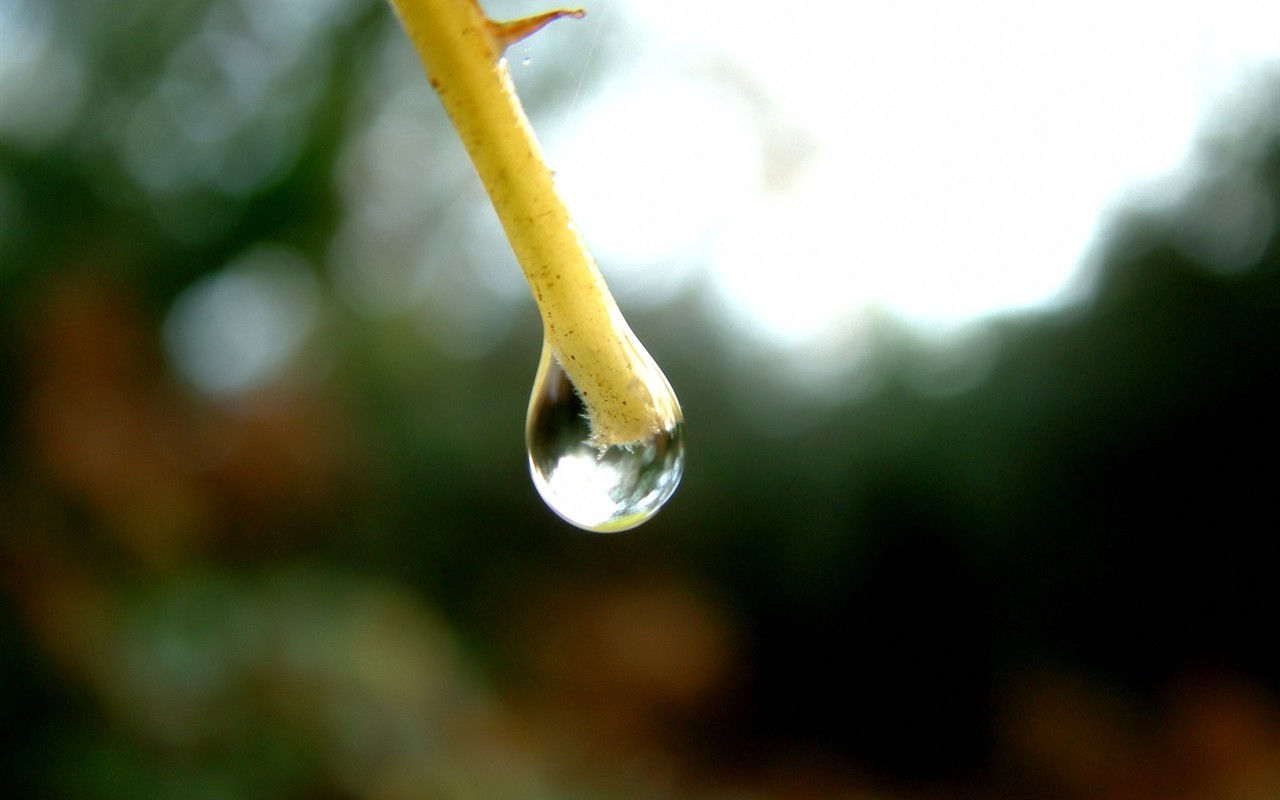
486;8;586;54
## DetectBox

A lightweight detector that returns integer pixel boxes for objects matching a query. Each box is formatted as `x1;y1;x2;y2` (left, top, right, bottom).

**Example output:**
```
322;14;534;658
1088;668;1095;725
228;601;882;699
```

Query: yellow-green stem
386;0;668;446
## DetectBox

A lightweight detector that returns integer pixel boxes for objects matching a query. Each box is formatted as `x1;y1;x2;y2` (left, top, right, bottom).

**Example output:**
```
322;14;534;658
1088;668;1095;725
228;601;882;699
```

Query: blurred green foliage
2;0;1279;797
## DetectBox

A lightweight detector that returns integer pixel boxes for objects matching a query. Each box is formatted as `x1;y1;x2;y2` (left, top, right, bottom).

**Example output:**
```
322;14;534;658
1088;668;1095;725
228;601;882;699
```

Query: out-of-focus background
3;0;1279;797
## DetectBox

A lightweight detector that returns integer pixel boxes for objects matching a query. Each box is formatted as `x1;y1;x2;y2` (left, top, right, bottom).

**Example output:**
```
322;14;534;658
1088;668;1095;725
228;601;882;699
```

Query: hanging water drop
526;342;684;533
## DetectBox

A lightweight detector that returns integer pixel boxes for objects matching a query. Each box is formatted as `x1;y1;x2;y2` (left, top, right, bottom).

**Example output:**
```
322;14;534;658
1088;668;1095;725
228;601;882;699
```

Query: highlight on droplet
525;342;684;532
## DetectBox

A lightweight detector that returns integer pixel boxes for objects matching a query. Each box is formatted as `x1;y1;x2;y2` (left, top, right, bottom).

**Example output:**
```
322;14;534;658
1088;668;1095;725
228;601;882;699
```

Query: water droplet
521;55;532;67
526;342;684;533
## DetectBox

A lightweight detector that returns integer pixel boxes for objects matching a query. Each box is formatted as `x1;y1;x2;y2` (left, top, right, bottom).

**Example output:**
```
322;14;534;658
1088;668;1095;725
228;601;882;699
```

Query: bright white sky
507;0;1279;349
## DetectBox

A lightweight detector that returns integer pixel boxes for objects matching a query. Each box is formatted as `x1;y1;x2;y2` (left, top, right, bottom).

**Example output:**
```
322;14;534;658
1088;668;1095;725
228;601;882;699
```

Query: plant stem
385;0;675;447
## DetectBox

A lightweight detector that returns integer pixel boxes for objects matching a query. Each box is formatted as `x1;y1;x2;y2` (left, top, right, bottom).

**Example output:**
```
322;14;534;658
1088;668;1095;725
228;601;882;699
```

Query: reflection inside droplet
526;342;684;532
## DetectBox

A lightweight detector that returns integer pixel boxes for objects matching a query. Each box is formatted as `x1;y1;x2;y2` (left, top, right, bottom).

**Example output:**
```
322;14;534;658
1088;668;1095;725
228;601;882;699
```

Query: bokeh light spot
164;244;320;397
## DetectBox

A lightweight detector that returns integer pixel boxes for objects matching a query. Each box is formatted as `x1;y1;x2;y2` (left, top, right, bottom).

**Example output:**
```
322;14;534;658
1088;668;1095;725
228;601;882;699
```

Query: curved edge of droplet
525;439;685;533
